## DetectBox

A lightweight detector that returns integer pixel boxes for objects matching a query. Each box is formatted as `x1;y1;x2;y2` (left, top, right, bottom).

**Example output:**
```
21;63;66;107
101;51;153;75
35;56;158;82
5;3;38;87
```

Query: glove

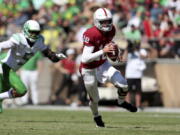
56;53;67;60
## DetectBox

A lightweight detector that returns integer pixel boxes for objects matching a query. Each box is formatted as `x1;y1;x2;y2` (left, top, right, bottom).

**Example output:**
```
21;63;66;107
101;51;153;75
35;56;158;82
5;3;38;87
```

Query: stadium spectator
127;11;142;28
53;48;77;105
142;12;153;39
150;2;163;22
123;24;142;41
75;17;92;43
125;41;148;109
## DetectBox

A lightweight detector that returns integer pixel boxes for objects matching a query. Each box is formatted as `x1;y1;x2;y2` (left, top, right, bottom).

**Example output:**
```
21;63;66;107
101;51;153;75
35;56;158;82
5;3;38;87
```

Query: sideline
5;105;180;113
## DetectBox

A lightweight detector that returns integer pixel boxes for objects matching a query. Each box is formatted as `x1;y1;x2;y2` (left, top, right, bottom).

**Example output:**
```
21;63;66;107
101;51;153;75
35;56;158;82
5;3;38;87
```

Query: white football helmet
23;20;40;42
93;8;113;32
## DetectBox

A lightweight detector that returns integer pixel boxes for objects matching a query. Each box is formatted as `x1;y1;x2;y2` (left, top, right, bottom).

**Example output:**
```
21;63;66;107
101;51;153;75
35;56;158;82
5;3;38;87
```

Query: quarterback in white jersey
0;20;66;113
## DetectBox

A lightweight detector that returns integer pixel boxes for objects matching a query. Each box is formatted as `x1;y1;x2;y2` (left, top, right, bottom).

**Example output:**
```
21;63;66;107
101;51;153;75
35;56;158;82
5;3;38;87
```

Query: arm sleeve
81;46;104;63
0;39;14;50
42;48;60;62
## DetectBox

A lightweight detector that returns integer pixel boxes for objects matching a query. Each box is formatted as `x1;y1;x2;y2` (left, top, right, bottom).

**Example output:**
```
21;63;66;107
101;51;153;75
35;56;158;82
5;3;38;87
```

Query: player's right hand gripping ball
107;42;119;61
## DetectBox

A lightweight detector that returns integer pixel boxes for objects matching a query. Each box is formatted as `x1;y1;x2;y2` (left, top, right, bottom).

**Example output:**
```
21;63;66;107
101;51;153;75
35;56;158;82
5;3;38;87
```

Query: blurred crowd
0;0;180;57
0;0;180;106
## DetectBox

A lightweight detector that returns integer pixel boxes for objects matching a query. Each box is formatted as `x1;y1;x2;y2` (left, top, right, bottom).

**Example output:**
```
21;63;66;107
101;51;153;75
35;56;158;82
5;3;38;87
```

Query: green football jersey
1;33;47;71
22;51;43;70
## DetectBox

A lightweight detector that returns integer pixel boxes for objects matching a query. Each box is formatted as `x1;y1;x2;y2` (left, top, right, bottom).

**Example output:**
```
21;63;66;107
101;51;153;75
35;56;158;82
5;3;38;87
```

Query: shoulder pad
10;33;21;44
38;35;44;41
12;33;21;42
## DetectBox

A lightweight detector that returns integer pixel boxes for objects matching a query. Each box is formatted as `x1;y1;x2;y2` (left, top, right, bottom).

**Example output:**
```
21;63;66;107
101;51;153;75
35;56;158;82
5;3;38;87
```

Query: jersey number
95;45;106;61
17;52;33;65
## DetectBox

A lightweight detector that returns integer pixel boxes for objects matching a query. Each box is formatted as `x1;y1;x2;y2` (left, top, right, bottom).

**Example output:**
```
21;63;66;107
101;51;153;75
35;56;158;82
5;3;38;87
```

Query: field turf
0;109;180;135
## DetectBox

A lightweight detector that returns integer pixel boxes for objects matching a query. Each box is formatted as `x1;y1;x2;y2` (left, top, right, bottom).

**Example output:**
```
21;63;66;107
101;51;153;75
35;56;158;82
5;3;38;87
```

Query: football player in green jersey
0;20;66;112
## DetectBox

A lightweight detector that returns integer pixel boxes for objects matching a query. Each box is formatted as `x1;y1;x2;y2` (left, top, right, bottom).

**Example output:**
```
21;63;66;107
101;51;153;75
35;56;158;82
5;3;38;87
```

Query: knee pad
115;82;128;92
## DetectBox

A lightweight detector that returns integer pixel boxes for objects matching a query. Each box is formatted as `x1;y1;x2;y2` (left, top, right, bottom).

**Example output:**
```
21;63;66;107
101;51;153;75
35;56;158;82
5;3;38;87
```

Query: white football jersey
1;33;47;71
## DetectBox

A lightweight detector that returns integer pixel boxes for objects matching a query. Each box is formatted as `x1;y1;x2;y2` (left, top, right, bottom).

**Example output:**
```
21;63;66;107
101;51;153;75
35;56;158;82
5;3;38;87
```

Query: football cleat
117;101;137;112
94;115;105;127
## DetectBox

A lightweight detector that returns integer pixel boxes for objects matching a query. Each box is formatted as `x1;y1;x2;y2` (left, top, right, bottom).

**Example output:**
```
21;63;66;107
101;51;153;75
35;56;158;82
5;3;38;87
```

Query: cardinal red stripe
102;8;107;16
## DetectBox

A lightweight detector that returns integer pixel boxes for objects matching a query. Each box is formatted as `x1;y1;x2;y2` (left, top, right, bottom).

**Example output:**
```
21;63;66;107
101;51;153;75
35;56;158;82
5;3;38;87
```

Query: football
106;42;119;61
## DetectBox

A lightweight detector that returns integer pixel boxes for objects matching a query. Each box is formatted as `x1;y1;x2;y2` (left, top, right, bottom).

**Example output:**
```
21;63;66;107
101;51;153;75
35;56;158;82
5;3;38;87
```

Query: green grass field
0;109;180;135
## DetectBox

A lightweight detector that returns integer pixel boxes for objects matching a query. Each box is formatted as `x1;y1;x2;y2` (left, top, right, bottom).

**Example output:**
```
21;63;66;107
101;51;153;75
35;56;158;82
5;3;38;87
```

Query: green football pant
0;63;27;95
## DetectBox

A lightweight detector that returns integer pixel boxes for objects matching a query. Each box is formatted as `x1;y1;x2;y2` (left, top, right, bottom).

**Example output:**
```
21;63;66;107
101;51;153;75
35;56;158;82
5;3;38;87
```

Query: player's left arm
42;48;66;62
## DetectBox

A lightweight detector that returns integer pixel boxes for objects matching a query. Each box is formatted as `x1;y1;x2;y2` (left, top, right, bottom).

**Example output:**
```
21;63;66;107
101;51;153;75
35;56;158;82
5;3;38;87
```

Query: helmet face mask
99;19;112;31
23;20;41;42
99;19;112;25
28;30;40;41
94;8;113;32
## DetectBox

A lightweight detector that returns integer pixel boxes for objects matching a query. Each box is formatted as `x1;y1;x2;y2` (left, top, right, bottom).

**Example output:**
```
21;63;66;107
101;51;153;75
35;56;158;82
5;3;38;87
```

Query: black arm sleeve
42;48;59;62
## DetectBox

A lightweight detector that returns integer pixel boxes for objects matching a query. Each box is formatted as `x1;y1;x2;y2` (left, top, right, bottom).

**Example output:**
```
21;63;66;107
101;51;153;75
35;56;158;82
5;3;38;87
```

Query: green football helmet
23;20;40;42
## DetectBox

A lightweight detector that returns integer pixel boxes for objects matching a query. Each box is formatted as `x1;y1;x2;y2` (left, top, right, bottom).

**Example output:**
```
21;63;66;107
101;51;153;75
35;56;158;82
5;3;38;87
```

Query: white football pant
81;60;128;104
19;70;39;105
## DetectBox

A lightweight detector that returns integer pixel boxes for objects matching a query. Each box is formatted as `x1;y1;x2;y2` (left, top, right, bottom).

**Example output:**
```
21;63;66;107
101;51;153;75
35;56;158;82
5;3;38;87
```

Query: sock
0;89;13;100
89;101;99;117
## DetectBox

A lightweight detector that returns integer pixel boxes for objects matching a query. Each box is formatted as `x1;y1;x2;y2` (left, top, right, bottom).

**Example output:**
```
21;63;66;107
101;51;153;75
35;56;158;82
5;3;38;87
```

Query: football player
80;8;137;127
0;20;66;112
